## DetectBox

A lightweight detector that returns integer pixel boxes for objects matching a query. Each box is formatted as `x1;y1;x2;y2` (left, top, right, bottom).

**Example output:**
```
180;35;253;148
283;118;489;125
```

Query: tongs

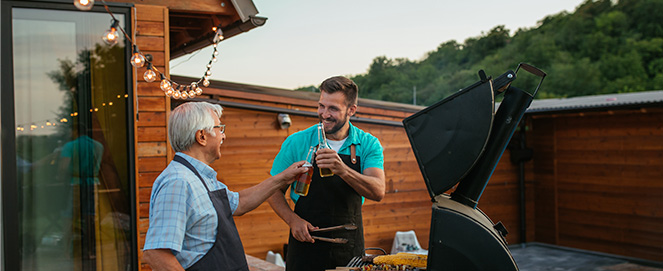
310;224;357;244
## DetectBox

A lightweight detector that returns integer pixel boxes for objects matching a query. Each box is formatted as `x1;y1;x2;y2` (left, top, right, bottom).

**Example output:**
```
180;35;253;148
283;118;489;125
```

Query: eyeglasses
212;124;225;134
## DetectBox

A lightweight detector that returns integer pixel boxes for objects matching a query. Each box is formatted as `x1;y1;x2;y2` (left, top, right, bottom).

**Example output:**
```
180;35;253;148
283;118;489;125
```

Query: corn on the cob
372;253;427;268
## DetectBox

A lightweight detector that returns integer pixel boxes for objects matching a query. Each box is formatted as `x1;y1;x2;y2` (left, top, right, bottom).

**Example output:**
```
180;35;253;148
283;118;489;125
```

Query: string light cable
74;0;224;99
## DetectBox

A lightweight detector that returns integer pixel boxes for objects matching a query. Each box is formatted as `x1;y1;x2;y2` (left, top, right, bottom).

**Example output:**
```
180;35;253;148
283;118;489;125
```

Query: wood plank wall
195;88;527;259
528;108;663;262
133;4;171;271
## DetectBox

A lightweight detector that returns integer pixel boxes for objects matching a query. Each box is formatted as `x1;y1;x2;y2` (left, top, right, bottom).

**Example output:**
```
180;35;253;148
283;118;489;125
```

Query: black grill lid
402;79;494;199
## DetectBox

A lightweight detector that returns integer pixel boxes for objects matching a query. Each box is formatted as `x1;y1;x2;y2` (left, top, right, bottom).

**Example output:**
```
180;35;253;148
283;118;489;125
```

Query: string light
15;94;130;132
103;19;120;45
82;1;226;100
74;0;94;11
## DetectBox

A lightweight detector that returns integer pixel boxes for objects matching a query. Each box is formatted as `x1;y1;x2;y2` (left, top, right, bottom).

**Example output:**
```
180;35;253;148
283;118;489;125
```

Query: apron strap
350;144;357;164
173;155;211;192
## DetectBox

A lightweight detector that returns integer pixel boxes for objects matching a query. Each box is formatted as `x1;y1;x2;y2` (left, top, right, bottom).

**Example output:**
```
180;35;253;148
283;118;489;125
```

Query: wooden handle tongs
310;224;356;244
312;236;348;244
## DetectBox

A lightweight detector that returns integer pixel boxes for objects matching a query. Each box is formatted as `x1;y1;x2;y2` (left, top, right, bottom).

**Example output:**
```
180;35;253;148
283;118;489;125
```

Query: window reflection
13;7;132;271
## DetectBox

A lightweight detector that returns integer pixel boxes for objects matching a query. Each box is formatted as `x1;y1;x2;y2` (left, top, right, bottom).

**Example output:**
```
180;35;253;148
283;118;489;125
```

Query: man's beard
320;113;348;136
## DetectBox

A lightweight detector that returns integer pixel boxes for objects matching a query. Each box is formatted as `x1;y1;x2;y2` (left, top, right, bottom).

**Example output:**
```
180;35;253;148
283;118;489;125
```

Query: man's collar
175;152;217;179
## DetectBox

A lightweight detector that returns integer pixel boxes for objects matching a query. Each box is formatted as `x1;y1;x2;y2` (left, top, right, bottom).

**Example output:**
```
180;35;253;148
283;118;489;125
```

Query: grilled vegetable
372;253;427;268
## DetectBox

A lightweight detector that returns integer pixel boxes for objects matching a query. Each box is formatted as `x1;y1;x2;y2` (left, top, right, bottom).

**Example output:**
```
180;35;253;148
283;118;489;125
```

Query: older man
143;102;307;271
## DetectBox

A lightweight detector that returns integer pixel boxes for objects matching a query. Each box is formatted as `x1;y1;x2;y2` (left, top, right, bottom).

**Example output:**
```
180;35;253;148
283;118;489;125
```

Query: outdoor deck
511;243;663;271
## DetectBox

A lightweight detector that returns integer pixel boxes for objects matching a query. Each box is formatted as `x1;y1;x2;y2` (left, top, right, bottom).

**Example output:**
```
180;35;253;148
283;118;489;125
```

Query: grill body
403;66;544;271
427;195;517;271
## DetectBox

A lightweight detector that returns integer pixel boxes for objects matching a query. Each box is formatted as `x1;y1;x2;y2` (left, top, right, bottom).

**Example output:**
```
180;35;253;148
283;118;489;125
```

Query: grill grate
346;256;369;267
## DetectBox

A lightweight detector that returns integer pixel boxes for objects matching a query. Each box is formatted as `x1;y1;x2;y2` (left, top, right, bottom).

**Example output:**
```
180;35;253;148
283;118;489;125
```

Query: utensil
310;224;357;233
313;236;348;244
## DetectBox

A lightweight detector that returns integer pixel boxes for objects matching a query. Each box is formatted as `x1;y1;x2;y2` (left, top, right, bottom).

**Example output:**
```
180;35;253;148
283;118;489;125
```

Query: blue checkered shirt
143;153;239;269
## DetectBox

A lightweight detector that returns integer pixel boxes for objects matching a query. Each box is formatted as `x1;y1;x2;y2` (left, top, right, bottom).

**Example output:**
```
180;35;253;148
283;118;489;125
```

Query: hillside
298;0;663;106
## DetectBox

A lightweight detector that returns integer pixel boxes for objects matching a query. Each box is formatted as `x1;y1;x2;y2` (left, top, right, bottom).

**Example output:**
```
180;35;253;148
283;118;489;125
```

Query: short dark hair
319;76;358;106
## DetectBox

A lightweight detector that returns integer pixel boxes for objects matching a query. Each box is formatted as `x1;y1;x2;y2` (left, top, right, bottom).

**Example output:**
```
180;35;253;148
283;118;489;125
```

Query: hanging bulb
203;78;210;87
213;26;224;43
74;0;94;11
143;63;157;82
172;91;181;99
188;89;196;97
160;76;172;92
131;45;146;68
103;19;120;45
195;87;203;96
165;88;173;97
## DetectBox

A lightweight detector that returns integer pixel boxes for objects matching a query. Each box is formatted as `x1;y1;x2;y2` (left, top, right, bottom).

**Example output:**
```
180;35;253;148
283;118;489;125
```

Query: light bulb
195;87;203;95
160;79;172;92
213;27;224;43
144;69;157;82
181;91;189;99
172;91;181;99
103;20;120;45
144;63;157;82
203;78;210;87
188;90;196;97
74;0;94;11
131;45;145;68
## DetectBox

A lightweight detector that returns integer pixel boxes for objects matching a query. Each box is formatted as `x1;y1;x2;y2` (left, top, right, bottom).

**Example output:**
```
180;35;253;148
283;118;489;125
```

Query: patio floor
510;243;663;271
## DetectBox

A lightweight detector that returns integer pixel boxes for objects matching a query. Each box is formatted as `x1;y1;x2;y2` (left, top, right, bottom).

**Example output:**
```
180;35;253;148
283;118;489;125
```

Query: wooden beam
107;0;235;14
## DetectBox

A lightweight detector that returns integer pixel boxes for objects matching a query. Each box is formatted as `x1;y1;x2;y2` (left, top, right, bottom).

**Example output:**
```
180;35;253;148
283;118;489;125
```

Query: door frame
0;1;137;269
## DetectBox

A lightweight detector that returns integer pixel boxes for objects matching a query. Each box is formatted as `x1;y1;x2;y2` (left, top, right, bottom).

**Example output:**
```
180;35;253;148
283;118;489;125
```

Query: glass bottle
317;122;334;177
293;147;315;196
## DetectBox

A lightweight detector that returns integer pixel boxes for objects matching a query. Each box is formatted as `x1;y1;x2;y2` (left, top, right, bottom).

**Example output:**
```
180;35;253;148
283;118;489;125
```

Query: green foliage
298;0;663;106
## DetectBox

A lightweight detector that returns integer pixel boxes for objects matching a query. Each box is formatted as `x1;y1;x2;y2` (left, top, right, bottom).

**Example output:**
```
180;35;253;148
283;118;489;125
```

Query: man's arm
267;188;317;243
315;148;385;201
234;161;307;216
142;249;184;271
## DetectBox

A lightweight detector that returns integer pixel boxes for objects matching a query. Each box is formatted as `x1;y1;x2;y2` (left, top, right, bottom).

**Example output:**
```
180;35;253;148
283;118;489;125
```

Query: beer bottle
317;123;334;177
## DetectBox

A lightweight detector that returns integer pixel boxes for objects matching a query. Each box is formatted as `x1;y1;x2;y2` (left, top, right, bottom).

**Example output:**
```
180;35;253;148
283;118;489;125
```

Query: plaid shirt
143;153;239;269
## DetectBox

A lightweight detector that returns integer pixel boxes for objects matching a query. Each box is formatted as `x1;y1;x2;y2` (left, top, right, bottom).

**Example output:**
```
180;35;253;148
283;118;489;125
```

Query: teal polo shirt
270;122;384;203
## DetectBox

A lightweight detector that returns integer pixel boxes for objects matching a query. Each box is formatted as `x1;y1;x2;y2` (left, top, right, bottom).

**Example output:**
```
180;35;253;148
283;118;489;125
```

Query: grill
401;63;546;271
346;248;386;268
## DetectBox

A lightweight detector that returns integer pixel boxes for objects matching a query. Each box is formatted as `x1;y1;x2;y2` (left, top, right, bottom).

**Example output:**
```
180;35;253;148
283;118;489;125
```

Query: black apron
286;145;363;271
173;155;249;271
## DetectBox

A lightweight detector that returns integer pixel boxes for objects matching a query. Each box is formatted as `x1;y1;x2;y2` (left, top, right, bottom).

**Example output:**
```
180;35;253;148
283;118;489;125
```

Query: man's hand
277;161;308;186
289;216;318;243
315;148;385;201
315;148;347;175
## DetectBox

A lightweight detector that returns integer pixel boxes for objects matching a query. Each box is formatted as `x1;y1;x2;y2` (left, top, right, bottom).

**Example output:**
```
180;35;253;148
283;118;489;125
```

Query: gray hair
169;102;223;152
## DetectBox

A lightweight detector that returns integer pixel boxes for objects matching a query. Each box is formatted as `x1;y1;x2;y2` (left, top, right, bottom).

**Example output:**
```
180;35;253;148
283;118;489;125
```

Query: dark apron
173;155;249;271
286;145;363;271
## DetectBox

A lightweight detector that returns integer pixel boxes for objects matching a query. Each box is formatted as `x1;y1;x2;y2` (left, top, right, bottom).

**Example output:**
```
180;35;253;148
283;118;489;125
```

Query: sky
170;0;585;90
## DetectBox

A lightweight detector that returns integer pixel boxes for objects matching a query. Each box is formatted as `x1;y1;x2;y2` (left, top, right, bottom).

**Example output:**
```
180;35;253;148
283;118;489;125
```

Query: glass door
2;2;135;270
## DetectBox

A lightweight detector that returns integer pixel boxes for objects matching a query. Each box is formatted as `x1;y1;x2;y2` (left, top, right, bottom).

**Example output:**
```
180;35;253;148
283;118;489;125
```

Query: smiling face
317;91;356;140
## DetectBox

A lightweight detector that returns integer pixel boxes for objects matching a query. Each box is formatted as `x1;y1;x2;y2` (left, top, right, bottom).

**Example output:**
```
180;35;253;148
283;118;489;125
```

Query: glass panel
12;8;132;271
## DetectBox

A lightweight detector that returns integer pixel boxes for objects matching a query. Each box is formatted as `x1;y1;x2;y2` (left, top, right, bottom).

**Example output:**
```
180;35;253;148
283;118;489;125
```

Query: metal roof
525;90;663;114
172;75;662;114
